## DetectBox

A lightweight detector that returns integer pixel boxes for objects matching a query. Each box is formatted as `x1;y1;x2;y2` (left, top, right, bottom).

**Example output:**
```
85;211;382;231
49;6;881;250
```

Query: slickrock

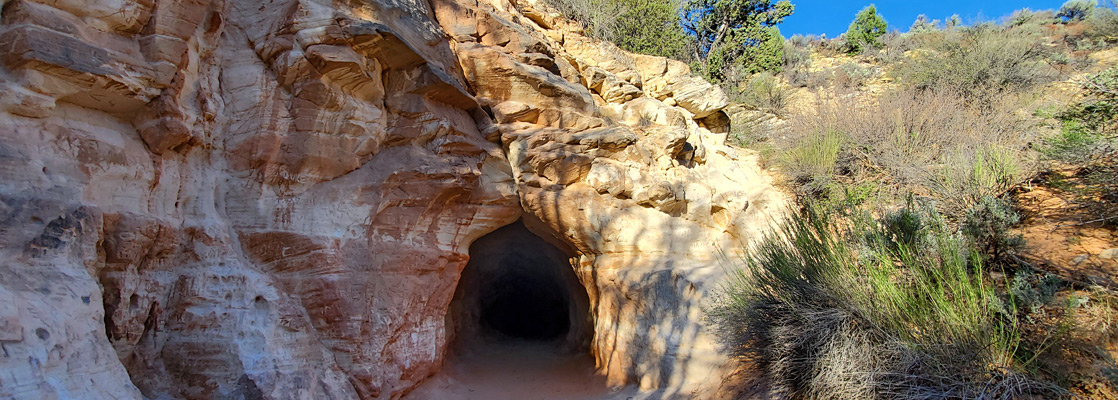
0;0;785;398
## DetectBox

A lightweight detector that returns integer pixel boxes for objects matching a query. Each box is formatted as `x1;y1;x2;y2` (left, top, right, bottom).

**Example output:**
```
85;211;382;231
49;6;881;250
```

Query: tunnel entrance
408;219;617;399
447;218;591;348
479;267;570;340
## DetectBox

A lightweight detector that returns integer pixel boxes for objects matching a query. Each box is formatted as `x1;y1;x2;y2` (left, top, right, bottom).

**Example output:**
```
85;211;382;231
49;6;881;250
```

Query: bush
962;196;1025;263
780;128;843;187
844;4;888;54
1085;3;1118;40
709;204;1062;399
777;88;1037;212
909;14;940;33
735;72;789;116
547;0;627;41
548;0;692;58
894;26;1057;103
1059;0;1098;22
684;0;793;81
611;0;691;58
932;145;1025;213
833;62;874;89
1009;271;1063;316
782;40;811;71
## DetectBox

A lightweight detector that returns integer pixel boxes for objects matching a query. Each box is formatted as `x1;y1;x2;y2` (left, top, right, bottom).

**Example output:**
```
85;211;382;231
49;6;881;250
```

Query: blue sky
779;1;1070;37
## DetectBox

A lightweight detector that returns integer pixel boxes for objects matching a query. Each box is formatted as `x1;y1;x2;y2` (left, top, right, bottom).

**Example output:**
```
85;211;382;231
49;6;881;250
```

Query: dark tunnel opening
449;218;591;348
410;219;610;399
480;267;570;340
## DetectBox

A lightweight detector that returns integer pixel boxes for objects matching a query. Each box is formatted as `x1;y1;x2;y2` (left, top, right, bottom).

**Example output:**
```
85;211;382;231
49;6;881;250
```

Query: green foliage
844;4;888;54
742;27;786;74
1058;0;1098;22
547;0;628;41
832;61;873;89
1009;271;1063;316
1007;8;1040;26
1041;121;1107;162
933;145;1024;213
547;0;691;58
612;0;691;58
894;26;1056;103
1063;66;1118;133
1085;2;1118;40
782;39;811;70
734;71;788;115
780;129;843;187
946;14;962;29
962;196;1025;262
683;0;793;80
909;14;939;33
1043;66;1118;226
709;204;1061;399
878;197;930;248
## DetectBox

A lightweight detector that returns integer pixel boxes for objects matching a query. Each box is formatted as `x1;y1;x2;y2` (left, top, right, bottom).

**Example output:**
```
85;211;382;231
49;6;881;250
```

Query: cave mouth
410;219;608;399
449;218;590;348
480;267;570;340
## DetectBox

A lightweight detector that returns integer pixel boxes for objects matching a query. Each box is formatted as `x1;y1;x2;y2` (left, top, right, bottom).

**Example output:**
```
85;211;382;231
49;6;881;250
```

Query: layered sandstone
0;0;785;398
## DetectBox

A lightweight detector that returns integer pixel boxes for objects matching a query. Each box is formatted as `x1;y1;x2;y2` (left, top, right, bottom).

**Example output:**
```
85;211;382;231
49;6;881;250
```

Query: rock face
0;0;785;398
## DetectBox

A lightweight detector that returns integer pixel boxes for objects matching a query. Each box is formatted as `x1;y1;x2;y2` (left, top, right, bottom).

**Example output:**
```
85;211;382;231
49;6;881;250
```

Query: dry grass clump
709;204;1066;399
894;25;1060;104
776;88;1038;213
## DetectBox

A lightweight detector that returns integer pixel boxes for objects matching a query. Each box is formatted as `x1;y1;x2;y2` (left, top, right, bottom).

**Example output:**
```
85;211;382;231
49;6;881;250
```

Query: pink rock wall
0;0;785;398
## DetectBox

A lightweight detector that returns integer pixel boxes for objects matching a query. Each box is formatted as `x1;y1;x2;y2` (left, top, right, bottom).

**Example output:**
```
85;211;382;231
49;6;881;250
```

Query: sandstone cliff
0;0;785;398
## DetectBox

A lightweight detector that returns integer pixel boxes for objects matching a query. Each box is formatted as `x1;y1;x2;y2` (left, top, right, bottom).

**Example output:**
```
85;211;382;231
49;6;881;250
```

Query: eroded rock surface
0;0;785;398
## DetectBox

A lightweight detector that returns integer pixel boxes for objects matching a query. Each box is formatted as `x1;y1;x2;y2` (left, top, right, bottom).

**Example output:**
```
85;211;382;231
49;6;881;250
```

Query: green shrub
709;205;1062;399
611;0;691;58
683;0;793;81
1041;121;1107;163
735;72;788;116
780;129;844;186
782;40;811;71
962;196;1025;263
894;26;1057;103
1058;0;1098;22
780;88;1037;212
833;62;874;89
1086;3;1118;40
547;0;627;41
844;4;888;54
909;14;940;33
933;145;1025;213
878;197;930;248
548;0;692;58
1009;271;1064;316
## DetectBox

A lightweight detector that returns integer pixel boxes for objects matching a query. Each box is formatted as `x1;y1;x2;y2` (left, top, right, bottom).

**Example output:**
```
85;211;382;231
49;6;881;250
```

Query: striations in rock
0;0;786;398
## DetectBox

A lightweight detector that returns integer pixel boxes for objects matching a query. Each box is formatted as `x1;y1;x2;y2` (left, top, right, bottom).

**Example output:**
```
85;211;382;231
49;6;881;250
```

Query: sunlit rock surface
0;0;785;398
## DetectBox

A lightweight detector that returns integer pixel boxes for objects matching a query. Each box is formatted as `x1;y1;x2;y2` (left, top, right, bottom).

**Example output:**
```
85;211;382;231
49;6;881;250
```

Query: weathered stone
0;0;785;399
1101;248;1118;260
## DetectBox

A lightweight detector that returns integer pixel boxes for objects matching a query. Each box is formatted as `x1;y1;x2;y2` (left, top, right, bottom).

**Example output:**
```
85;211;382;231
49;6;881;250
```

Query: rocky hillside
0;0;785;398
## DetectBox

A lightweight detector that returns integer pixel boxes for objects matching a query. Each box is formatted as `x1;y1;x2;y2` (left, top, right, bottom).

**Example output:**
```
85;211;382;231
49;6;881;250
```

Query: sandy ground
1014;182;1118;288
403;339;700;400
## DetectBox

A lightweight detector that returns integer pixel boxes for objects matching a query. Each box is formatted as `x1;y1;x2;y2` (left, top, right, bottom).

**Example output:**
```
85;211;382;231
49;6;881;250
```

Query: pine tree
844;4;887;54
683;0;794;80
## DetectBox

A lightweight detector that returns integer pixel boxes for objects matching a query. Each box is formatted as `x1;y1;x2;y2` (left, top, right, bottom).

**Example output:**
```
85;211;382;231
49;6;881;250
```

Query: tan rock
0;1;786;399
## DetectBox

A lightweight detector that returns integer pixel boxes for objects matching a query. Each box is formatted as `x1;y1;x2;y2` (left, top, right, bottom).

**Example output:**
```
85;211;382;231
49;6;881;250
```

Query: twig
1047;215;1118;232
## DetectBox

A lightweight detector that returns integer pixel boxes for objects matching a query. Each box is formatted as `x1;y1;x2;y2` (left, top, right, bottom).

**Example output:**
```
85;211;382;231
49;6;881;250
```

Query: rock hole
415;219;608;398
449;219;588;346
129;294;139;310
254;296;269;310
